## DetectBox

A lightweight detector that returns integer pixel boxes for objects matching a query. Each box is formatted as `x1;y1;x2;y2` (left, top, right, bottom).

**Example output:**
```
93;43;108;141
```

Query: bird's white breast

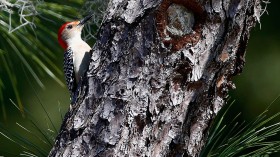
68;38;91;82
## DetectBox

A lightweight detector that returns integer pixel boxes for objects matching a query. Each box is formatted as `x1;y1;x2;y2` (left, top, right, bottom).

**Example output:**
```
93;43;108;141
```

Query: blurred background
231;0;280;119
0;0;279;156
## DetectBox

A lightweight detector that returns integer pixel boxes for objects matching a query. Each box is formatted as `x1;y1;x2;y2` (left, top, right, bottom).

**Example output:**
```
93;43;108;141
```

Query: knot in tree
166;4;195;36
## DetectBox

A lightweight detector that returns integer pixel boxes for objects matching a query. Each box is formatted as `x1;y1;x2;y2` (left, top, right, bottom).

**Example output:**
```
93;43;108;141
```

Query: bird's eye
67;25;73;29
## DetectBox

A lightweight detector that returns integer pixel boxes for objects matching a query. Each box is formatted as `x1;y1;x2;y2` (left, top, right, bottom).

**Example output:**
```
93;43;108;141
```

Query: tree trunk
49;0;261;156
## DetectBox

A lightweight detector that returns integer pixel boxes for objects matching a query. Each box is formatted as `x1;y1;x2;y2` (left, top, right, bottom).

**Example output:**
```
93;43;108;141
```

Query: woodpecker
58;15;92;98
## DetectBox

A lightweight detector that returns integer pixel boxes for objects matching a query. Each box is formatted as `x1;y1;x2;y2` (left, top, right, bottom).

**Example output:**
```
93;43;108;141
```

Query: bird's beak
78;14;93;26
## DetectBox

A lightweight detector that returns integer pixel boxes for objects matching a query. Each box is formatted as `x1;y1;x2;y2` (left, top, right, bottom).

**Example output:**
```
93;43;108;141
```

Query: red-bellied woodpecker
58;15;92;98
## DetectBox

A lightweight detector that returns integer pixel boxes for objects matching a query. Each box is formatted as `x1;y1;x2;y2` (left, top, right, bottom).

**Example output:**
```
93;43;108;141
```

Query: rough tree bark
49;0;261;156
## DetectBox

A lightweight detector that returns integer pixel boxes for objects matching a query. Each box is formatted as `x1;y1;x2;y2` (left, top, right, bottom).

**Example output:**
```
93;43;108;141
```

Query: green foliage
201;100;280;157
0;98;61;156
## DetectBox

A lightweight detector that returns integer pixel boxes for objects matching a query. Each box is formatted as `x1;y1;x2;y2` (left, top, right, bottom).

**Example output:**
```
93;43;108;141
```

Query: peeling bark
49;0;261;156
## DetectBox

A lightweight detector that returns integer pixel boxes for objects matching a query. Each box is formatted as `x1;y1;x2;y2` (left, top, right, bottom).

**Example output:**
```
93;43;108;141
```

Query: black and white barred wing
63;48;76;96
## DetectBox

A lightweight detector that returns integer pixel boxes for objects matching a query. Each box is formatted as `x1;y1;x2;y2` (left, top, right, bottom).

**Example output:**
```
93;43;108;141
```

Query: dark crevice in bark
70;128;85;141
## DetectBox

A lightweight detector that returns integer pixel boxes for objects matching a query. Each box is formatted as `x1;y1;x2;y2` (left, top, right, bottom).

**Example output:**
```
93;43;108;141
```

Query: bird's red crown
58;22;70;50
